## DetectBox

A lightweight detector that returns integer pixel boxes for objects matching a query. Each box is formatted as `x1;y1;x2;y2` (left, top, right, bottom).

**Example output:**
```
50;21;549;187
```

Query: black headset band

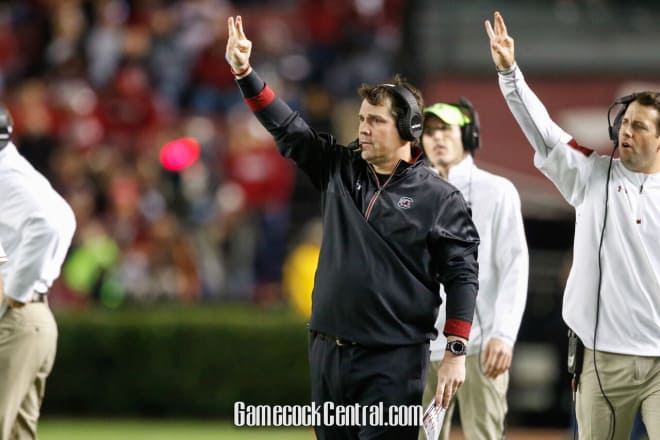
457;97;481;152
607;94;636;147
386;85;423;141
0;105;12;150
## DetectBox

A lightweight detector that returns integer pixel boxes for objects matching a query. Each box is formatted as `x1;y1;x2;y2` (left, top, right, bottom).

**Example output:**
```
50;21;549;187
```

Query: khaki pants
577;349;660;439
0;303;57;440
419;354;508;440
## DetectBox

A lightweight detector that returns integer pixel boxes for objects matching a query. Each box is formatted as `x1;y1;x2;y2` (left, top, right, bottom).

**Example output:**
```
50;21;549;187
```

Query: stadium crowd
0;0;405;308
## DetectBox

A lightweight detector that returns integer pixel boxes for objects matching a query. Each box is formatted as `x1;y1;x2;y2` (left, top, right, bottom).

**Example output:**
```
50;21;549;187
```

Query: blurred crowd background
3;0;660;429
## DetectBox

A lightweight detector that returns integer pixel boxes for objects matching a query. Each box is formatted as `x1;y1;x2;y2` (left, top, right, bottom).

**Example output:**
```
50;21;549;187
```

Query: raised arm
485;12;572;158
485;11;594;206
225;16;341;190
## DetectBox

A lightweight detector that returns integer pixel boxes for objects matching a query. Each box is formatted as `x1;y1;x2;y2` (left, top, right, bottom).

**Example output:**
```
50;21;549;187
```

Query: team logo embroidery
397;196;413;209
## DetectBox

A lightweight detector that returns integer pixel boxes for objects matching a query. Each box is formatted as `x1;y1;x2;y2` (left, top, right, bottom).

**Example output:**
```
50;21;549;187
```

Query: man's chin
429;157;447;168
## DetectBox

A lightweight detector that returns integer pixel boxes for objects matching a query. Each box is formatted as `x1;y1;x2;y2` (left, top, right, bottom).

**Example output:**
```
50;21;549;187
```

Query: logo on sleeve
397;196;413;209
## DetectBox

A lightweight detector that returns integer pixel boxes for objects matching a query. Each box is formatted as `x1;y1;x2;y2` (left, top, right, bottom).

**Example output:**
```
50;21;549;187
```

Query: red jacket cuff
245;85;275;112
443;318;472;340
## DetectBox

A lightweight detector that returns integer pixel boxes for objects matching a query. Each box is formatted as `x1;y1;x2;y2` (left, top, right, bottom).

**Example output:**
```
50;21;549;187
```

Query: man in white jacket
486;11;660;439
419;99;529;439
0;105;76;440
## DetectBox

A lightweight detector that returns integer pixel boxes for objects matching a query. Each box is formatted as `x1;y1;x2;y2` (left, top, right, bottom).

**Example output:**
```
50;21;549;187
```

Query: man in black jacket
226;16;479;440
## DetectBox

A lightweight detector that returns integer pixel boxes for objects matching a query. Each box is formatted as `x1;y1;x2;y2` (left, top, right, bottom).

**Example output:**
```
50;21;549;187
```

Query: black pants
309;332;429;440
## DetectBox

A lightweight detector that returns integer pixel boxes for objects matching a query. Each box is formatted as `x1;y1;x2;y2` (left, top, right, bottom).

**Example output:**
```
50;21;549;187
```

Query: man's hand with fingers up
226;16;253;78
485;11;515;71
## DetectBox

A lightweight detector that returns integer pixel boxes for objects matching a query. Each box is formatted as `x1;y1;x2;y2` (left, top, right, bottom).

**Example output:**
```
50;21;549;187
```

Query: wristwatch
446;340;467;356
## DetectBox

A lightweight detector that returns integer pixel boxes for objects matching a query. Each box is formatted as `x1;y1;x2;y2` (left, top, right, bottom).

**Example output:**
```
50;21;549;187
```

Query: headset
0;104;12;150
607;94;636;148
386;85;423;142
456;97;481;153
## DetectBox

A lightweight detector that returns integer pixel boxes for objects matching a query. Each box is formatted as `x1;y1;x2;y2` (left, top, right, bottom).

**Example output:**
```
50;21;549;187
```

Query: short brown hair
357;74;424;144
634;91;660;134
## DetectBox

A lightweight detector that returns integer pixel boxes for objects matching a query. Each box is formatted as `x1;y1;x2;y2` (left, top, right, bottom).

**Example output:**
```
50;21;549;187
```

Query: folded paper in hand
422;400;446;440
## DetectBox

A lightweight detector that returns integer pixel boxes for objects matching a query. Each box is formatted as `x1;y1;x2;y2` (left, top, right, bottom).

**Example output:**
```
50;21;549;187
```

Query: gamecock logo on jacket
397;196;413;209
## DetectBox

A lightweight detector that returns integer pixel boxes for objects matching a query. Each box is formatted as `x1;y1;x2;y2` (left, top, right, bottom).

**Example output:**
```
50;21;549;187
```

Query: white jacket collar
447;155;475;184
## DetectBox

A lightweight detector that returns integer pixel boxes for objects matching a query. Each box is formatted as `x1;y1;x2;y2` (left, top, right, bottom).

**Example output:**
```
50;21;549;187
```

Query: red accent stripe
444;319;472;340
409;146;424;163
231;64;251;77
245;85;275;112
568;138;593;157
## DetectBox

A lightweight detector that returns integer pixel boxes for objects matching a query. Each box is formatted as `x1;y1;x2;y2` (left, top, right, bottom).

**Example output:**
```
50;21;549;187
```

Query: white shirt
430;155;529;360
0;142;76;303
499;65;660;356
0;242;6;265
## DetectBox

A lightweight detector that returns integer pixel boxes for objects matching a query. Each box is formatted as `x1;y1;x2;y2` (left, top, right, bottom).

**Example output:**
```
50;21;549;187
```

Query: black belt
31;292;48;303
5;292;47;309
310;330;358;347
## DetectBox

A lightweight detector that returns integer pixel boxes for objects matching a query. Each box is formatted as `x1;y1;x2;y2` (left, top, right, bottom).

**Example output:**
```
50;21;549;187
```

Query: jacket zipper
364;161;399;220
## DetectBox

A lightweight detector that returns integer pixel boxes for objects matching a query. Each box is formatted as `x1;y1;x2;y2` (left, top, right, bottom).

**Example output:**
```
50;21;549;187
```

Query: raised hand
484;11;515;71
226;16;252;76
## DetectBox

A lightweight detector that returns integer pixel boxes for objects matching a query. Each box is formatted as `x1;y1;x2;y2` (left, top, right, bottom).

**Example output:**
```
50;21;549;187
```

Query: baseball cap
423;103;471;127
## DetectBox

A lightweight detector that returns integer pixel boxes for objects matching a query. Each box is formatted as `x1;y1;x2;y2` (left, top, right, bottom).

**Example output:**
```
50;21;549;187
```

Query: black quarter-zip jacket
237;71;479;347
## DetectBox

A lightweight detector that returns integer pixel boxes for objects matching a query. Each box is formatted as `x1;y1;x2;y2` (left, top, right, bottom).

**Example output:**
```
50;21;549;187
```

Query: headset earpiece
607;94;635;148
457;97;480;152
0;104;13;149
387;85;423;142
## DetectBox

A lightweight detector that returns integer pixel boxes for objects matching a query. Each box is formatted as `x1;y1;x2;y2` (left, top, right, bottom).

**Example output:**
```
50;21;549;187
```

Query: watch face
447;341;466;355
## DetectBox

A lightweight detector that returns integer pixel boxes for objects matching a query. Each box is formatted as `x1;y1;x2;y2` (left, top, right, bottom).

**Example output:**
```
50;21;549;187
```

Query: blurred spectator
86;0;128;88
146;3;192;108
223;109;295;304
96;63;163;148
45;0;87;72
62;219;120;306
0;5;18;93
11;79;59;180
282;217;322;318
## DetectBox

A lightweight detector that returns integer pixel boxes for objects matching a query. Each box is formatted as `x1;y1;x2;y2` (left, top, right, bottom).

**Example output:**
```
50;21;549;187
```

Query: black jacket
237;72;479;346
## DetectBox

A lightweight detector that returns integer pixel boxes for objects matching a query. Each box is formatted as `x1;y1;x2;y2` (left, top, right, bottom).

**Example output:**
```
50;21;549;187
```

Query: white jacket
430;155;529;360
498;64;660;356
0;143;76;303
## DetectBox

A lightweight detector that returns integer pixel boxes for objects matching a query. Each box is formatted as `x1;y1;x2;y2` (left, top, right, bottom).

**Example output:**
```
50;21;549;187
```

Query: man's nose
620;123;632;139
432;129;445;141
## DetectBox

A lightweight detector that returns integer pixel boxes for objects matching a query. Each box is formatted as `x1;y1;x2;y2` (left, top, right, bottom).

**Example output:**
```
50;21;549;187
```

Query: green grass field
39;419;315;440
38;419;569;439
